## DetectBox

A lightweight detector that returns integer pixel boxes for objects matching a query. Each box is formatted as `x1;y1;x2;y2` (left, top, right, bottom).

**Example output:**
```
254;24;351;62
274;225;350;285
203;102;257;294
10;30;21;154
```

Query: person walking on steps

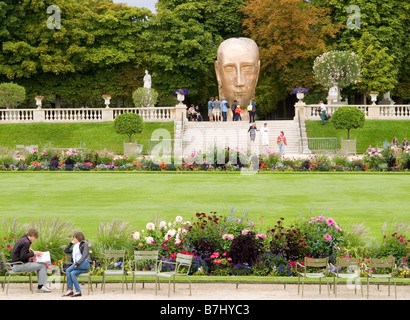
248;123;258;147
261;122;269;150
248;98;256;123
277;131;287;156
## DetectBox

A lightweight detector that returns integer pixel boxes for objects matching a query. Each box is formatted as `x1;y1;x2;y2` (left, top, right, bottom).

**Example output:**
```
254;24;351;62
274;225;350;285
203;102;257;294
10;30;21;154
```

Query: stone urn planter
123;142;143;156
369;92;378;106
292;88;308;104
102;95;111;108
35;96;44;109
173;89;189;105
340;138;356;155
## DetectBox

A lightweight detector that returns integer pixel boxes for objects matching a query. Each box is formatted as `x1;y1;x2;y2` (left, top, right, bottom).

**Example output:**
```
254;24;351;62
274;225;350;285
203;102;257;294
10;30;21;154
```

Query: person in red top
277;131;287;156
234;102;243;121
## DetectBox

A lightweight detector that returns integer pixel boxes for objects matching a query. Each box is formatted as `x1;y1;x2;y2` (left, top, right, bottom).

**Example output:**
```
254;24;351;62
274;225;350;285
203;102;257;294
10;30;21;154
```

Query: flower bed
1;146;410;172
1;213;408;278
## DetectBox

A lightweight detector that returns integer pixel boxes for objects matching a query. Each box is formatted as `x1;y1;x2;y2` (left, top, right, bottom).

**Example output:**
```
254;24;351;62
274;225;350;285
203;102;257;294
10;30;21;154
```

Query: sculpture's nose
234;67;245;88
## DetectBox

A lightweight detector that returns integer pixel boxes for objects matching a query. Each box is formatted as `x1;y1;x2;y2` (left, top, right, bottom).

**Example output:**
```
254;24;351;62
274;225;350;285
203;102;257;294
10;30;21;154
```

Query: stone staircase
178;120;305;157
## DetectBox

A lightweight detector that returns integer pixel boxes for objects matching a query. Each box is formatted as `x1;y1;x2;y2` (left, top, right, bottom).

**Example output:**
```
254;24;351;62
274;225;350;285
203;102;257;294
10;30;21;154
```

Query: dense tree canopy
242;0;341;113
0;0;408;111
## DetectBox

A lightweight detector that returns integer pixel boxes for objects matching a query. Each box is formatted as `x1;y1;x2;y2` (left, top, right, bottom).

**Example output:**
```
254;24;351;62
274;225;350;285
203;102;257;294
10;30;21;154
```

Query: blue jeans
66;260;90;292
321;111;326;124
278;143;285;155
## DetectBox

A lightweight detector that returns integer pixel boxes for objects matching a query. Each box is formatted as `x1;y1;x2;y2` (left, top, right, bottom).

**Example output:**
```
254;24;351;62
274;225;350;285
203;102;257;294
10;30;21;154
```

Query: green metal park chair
1;252;35;295
330;257;363;297
364;258;397;299
156;253;193;297
130;250;159;293
297;257;330;298
101;249;129;293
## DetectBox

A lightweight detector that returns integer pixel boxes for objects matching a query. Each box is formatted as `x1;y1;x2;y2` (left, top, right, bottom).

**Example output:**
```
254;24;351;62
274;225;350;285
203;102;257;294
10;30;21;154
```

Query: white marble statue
143;70;151;89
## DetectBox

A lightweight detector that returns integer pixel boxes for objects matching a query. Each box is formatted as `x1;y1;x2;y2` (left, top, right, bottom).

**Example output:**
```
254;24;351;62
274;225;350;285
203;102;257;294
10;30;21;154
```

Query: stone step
179;120;304;156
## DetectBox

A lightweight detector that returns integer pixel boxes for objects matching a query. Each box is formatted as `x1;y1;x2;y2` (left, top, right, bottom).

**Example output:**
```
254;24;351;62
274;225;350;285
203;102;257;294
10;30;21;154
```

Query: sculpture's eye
224;65;235;72
242;65;254;72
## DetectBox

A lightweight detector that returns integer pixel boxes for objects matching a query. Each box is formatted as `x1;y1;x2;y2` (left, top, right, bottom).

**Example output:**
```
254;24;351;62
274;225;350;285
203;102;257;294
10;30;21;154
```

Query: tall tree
310;0;409;99
145;0;245;105
0;0;150;107
352;32;397;95
242;0;341;114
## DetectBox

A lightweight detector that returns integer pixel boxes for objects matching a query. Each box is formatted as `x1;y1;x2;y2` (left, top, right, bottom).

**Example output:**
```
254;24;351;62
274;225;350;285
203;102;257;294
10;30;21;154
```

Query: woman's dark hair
73;232;85;242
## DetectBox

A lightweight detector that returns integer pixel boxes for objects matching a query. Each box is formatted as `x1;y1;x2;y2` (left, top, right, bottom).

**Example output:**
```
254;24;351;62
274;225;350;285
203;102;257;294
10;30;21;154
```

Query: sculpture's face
215;38;260;108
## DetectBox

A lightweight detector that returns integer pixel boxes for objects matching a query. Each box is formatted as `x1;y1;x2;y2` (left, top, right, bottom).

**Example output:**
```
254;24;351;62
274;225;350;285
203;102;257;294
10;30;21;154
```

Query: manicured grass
1;172;409;241
0;122;174;154
305;120;410;153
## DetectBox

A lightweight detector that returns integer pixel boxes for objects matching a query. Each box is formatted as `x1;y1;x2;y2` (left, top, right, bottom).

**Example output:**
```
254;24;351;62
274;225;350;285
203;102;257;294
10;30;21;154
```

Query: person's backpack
247;104;252;111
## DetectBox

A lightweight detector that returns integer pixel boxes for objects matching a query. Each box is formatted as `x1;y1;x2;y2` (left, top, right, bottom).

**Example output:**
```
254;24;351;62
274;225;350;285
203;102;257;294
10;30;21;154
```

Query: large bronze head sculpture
215;37;260;109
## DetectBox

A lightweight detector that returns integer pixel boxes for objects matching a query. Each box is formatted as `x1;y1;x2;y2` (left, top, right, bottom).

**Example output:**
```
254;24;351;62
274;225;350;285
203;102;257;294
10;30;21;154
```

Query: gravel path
1;282;408;300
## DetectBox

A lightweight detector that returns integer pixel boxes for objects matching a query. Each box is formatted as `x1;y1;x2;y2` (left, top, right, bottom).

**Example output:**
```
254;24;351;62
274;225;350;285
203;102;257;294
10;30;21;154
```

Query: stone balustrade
295;103;410;121
0;106;186;123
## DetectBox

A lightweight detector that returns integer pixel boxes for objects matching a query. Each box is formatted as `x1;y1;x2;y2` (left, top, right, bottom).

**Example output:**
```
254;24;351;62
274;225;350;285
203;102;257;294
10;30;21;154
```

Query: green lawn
0;122;174;154
1;172;409;241
306;120;410;153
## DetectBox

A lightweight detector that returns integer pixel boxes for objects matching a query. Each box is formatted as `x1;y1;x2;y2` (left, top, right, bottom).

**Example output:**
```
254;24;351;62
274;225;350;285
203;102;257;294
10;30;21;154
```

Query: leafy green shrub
296;213;345;262
331;106;365;139
252;252;292;276
377;220;409;261
95;219;134;259
114;112;144;143
132;87;158;108
269;217;307;261
29;218;78;262
0;82;26;109
313;51;361;90
227;231;265;266
185;212;225;257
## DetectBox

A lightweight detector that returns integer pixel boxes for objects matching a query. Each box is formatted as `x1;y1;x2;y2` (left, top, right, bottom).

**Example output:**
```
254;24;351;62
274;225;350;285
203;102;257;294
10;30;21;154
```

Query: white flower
175;216;183;223
146;222;155;231
159;221;167;230
132;231;140;240
145;236;154;244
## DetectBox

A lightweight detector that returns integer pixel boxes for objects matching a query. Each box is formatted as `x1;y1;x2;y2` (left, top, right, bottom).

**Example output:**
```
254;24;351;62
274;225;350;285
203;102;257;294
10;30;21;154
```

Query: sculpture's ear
215;60;221;86
256;60;260;84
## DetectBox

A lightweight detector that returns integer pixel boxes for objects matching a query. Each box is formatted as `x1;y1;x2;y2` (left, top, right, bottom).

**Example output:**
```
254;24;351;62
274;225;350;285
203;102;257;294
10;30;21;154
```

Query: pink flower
210;252;219;259
256;233;266;239
326;218;336;226
222;234;234;240
335;225;342;232
318;216;326;222
242;230;249;235
324;234;332;242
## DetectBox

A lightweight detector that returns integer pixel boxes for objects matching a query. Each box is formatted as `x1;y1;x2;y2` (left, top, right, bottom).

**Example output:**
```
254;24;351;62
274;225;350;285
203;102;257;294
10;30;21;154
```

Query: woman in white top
62;232;91;297
261;123;269;150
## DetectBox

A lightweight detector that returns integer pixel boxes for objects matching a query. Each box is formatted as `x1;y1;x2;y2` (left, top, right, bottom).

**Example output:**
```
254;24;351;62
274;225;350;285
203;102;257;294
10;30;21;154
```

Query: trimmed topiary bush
114;112;144;143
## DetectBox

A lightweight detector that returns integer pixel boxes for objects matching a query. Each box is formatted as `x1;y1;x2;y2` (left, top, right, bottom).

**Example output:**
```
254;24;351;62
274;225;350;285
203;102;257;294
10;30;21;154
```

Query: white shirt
261;126;269;136
320;103;326;112
72;243;81;264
